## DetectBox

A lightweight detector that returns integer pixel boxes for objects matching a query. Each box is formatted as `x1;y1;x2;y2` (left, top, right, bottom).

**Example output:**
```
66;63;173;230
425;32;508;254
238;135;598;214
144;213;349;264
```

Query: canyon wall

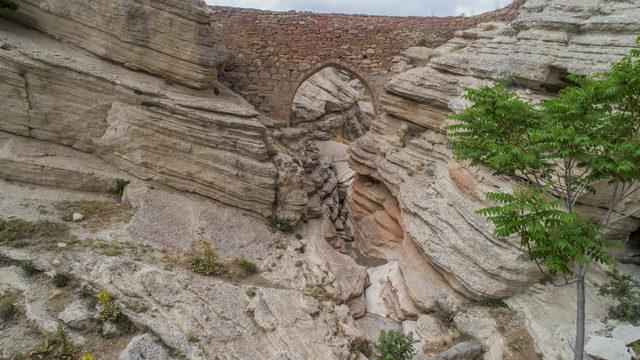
0;0;301;218
349;0;640;300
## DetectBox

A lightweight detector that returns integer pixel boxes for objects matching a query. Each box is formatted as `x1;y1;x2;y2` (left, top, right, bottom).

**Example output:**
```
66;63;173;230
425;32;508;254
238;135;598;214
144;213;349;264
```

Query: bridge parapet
211;2;523;122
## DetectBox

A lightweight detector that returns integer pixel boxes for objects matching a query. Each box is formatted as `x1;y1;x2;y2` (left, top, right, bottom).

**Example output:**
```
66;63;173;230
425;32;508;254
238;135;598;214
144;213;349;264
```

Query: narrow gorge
0;1;639;360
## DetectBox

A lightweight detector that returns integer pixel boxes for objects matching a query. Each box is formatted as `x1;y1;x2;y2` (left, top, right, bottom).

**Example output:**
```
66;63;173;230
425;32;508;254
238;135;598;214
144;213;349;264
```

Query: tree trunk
574;264;586;360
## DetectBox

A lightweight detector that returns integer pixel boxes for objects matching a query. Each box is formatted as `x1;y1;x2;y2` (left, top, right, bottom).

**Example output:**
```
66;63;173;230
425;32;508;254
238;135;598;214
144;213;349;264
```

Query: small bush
478;299;508;308
245;288;257;298
52;273;69;288
108;179;130;197
266;144;278;159
97;291;132;333
26;324;77;360
82;355;96;360
0;218;68;243
599;269;640;324
187;243;225;276
235;255;258;276
21;261;38;276
186;332;199;343
373;330;416;360
0;0;18;10
267;216;293;233
0;295;17;322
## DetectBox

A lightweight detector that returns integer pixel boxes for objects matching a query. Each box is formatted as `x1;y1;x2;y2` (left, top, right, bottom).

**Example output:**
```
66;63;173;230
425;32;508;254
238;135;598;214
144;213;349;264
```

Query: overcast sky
206;0;512;17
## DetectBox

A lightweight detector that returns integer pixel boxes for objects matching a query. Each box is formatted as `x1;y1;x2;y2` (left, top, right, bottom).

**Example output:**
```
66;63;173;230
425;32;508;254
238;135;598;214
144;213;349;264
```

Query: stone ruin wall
211;1;524;122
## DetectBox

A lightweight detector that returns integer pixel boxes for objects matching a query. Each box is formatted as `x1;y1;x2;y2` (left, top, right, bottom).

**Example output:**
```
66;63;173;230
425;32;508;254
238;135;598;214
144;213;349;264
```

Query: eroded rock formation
0;2;297;218
349;0;640;301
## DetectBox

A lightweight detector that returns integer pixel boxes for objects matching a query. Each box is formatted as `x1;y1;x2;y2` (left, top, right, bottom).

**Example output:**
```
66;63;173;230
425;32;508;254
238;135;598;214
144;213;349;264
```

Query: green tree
447;36;640;360
0;0;18;10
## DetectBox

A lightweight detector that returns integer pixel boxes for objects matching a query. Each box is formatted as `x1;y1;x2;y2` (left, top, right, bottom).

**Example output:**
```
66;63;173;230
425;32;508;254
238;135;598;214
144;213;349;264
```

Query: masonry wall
211;1;524;122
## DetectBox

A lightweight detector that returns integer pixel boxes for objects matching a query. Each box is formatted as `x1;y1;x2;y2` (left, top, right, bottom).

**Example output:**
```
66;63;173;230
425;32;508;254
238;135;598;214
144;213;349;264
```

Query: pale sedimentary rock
0;0;226;89
0;16;285;217
292;67;374;141
349;0;640;300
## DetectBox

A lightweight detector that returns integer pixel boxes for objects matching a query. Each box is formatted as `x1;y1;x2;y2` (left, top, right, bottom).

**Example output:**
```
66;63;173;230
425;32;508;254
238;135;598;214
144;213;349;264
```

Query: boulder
415;340;482;360
365;261;421;321
119;334;173;360
612;323;640;346
58;299;93;330
584;336;632;360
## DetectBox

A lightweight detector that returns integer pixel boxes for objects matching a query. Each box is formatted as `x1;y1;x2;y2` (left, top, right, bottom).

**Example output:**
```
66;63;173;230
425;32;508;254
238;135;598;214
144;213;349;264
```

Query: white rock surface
292;67;374;141
119;334;174;360
585;336;632;360
612;323;640;346
58;299;93;330
365;260;421;321
2;0;226;89
453;308;504;360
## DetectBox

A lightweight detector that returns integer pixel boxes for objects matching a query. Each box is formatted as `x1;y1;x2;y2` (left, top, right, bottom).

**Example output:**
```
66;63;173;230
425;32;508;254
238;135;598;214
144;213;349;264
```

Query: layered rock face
349;0;640;300
292;67;374;141
0;3;291;217
1;0;225;89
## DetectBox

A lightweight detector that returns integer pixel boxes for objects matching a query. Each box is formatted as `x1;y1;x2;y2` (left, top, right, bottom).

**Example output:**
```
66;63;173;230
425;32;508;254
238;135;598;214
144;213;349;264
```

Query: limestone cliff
0;2;293;218
349;0;640;300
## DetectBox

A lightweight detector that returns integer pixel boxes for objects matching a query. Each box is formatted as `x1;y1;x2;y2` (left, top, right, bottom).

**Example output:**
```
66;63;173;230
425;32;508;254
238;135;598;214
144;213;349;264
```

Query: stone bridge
211;2;523;122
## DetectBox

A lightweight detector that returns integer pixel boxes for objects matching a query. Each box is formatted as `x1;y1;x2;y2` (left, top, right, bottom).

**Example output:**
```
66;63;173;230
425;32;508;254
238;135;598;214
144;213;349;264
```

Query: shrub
0;218;68;243
186;332;199;343
82;355;96;360
235;255;258;276
97;291;132;333
373;330;416;360
245;288;257;298
478;299;508;308
97;291;120;322
21;261;38;276
52;273;69;288
599;269;640;324
0;0;18;10
187;243;225;276
27;324;77;360
0;295;17;322
267;216;293;233
108;179;130;197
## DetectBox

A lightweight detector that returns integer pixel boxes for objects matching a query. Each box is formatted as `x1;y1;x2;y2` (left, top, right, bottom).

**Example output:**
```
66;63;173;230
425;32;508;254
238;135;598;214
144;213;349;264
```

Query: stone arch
287;60;381;125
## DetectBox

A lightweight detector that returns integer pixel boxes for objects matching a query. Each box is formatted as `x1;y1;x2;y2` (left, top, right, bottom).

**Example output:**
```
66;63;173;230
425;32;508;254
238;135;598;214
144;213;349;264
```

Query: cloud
206;0;512;16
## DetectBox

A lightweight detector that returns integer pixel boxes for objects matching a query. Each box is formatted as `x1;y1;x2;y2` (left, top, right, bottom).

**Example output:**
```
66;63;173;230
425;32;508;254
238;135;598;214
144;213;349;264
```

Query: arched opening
288;64;378;140
288;64;385;265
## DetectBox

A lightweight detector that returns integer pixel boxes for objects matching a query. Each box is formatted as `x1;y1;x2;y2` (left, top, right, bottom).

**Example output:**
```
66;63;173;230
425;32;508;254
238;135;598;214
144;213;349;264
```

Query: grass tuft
267;216;293;233
187;242;225;276
0;218;68;244
52;273;69;288
235;255;258;276
0;294;17;322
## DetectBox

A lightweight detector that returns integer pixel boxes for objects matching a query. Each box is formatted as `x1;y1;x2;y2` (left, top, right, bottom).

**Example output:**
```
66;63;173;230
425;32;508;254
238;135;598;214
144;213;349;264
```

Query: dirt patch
486;305;541;360
54;200;133;229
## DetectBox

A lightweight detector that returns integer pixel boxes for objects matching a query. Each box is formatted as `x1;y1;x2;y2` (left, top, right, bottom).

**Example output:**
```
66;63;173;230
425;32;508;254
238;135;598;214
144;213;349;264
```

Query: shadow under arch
287;60;381;126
